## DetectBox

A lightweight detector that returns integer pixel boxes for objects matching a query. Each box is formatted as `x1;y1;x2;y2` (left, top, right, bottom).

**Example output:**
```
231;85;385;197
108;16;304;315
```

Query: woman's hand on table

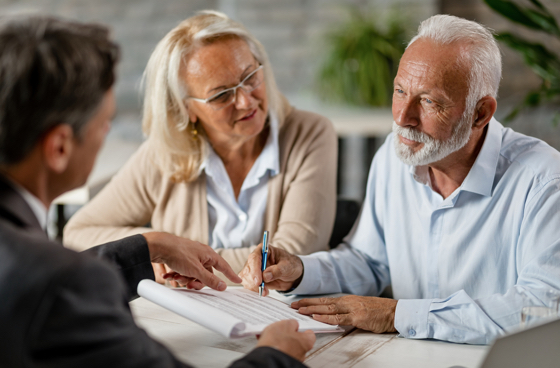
152;263;176;286
152;263;183;288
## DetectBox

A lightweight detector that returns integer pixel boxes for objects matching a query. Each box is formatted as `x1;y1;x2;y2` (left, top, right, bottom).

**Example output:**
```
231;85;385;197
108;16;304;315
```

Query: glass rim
187;64;264;111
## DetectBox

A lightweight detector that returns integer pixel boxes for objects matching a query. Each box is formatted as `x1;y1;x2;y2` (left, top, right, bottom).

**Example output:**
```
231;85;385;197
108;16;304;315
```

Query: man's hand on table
238;244;397;333
293;296;398;333
143;232;242;291
257;320;316;362
238;244;303;296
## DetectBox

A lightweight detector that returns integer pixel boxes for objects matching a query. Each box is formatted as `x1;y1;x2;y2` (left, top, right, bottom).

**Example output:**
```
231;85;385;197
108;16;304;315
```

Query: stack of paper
138;279;343;338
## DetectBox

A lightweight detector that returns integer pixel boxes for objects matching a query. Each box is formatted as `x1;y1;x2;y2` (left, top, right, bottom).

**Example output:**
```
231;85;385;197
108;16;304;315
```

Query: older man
0;15;314;367
240;14;560;344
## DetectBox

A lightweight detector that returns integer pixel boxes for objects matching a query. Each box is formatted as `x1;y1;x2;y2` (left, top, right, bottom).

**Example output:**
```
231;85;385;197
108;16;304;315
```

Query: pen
259;230;269;297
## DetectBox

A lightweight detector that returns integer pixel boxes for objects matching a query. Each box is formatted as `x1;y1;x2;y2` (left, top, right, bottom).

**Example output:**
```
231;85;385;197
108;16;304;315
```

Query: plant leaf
316;8;407;107
496;33;560;84
484;0;560;36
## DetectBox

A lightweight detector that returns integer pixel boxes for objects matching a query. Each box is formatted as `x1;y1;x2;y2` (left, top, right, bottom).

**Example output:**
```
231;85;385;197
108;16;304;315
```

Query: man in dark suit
0;15;315;368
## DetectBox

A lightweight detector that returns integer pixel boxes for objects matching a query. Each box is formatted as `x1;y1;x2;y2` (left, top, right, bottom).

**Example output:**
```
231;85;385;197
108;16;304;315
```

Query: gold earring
191;122;198;140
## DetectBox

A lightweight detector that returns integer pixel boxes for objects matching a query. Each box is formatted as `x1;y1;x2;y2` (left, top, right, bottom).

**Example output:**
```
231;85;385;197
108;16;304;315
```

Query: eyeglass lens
207;66;263;110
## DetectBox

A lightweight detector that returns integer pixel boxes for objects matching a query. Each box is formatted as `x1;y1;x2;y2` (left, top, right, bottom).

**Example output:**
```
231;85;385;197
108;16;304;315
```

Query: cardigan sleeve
214;109;338;275
63;141;158;251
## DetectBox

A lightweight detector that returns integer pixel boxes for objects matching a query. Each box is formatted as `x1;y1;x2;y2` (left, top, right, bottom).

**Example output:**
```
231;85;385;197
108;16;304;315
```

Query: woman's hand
152;263;182;287
152;263;166;284
161;269;209;290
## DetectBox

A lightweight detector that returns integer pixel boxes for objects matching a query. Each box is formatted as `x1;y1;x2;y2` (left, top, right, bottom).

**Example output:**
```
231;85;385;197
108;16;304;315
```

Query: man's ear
42;124;74;173
472;96;497;130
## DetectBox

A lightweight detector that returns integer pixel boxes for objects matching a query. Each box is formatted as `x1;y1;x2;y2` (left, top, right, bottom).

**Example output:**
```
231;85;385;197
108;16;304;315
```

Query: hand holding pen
259;230;269;297
238;234;305;296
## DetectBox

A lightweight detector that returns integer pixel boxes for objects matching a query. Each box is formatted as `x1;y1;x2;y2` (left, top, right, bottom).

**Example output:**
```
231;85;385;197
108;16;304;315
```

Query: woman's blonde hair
142;10;283;182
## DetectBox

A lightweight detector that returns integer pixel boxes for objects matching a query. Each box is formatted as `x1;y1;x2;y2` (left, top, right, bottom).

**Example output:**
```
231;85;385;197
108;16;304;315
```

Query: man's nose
394;98;420;128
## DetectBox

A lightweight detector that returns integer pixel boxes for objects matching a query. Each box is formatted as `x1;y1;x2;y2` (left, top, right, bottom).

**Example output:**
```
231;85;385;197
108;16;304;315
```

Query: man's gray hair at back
408;14;502;114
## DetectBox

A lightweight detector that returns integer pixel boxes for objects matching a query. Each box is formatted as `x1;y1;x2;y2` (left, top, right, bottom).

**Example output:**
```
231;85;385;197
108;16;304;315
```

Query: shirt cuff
284;255;322;295
394;298;432;339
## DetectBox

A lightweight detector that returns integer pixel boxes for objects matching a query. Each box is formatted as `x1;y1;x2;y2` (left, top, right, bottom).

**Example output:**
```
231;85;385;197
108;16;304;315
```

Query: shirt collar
410;117;502;197
459;117;502;197
202;113;280;186
9;179;48;230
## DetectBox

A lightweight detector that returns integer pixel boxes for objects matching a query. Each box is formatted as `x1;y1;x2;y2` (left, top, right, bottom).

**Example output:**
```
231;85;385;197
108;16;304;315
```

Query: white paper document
137;279;343;338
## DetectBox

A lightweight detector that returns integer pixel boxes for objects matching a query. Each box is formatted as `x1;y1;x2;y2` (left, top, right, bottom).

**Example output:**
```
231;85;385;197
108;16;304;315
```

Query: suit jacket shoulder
0;218;187;368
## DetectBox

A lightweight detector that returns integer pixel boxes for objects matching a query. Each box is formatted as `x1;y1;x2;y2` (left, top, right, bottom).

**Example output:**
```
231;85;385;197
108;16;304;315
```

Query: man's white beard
393;110;473;166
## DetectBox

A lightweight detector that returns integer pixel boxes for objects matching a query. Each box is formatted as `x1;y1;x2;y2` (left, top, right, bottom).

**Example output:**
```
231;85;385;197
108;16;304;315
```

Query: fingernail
263;272;272;281
218;281;226;290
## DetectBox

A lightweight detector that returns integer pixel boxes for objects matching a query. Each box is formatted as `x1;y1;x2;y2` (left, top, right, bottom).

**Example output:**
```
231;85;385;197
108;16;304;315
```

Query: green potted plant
316;9;408;107
484;0;560;123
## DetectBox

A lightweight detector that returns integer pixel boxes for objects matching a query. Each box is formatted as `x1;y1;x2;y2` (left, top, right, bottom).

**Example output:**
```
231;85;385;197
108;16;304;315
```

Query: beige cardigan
64;99;337;282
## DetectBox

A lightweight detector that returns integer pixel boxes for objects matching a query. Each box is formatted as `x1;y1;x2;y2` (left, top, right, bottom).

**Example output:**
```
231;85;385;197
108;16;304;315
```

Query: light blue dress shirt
203;116;279;249
291;118;560;344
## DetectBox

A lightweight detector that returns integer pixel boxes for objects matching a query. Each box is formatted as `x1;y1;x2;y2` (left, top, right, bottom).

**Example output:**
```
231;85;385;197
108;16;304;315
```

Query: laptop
478;318;560;368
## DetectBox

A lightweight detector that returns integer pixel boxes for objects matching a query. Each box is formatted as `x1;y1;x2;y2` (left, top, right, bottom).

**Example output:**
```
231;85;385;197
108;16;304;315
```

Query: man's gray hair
408;14;502;114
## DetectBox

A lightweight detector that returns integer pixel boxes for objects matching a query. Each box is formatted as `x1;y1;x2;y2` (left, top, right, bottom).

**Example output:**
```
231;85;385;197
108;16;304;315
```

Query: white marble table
130;289;488;368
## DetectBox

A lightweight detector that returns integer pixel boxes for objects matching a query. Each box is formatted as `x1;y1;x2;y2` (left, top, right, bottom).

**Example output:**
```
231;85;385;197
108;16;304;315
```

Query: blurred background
1;0;559;233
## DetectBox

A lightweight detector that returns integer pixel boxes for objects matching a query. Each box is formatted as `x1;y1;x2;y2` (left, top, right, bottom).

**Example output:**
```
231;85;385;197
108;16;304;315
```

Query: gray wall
0;0;218;113
3;0;559;149
0;0;438;114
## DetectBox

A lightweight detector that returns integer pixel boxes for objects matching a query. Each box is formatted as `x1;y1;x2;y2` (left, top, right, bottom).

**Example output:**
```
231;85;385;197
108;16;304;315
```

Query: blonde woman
64;11;337;284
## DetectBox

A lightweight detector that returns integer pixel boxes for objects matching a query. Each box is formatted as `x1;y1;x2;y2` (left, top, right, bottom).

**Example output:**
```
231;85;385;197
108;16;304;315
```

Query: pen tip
259;286;262;297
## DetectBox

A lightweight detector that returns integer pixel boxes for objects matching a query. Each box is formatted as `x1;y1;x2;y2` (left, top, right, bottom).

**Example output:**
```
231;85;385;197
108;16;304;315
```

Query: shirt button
409;329;416;336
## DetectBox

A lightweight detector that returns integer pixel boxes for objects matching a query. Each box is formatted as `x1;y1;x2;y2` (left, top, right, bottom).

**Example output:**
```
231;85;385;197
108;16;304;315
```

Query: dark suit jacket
0;176;305;368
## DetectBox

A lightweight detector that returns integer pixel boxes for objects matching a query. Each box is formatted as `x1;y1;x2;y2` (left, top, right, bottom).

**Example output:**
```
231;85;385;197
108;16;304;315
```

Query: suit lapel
0;175;46;238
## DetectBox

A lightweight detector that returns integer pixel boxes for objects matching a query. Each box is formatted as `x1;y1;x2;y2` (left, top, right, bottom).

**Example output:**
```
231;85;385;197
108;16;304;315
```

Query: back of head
408;14;502;113
0;15;119;165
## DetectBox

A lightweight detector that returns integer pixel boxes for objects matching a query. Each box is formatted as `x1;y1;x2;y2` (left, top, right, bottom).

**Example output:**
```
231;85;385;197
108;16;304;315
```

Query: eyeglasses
188;64;264;111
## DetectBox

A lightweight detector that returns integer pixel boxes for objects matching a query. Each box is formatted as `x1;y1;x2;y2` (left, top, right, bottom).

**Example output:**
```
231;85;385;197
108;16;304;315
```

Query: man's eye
396;89;404;94
425;98;433;104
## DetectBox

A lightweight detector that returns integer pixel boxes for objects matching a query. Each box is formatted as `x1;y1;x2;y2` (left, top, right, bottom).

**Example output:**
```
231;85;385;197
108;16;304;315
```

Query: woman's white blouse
203;116;279;249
